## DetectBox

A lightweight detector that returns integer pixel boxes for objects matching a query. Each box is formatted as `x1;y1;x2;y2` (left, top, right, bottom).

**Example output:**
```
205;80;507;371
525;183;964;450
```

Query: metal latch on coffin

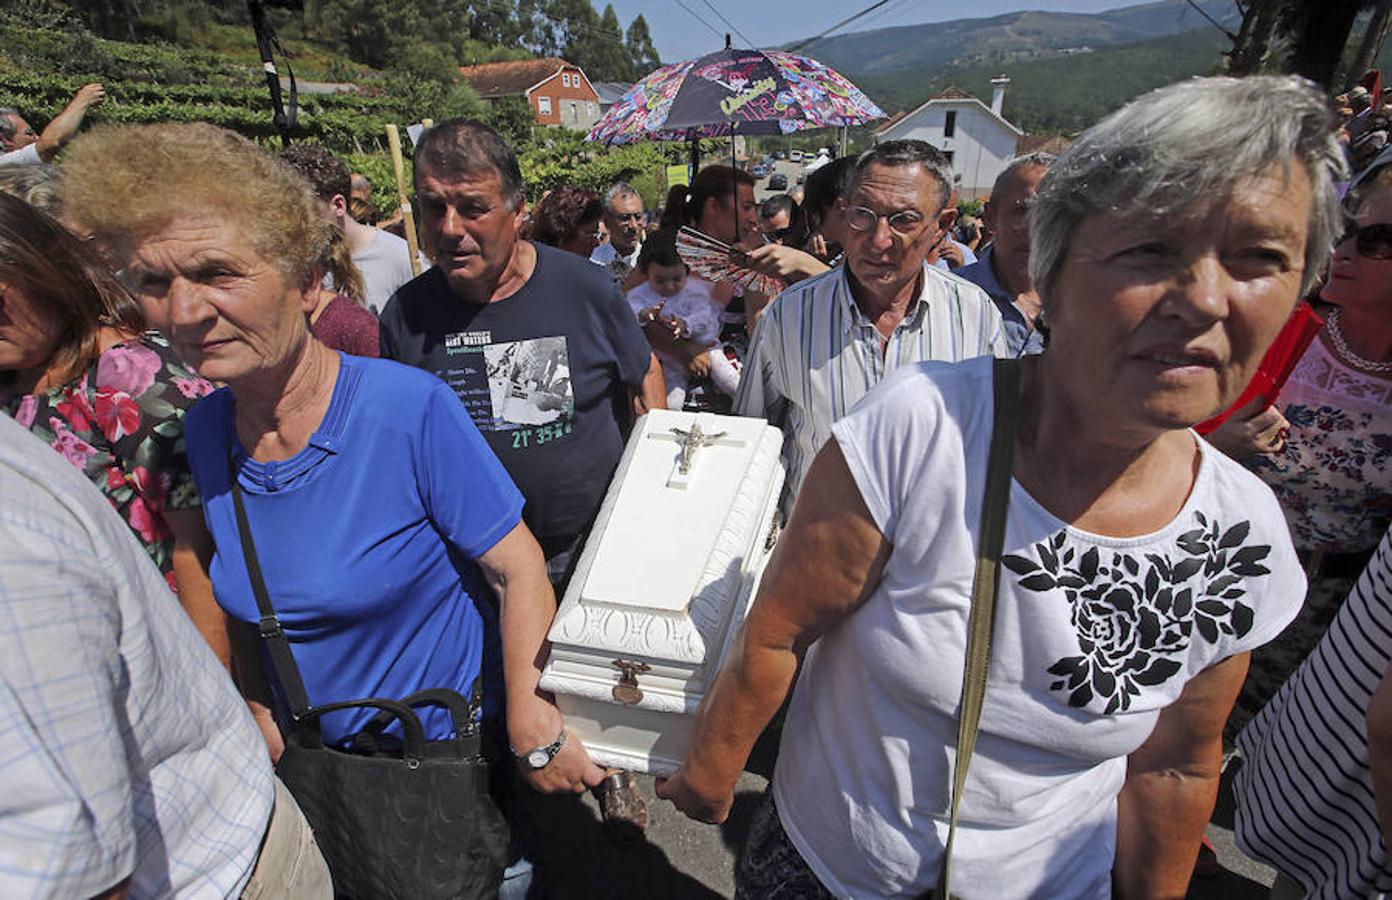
611;659;651;705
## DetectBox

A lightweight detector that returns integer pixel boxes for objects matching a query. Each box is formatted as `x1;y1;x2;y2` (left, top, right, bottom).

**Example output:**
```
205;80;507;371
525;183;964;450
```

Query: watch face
527;749;550;769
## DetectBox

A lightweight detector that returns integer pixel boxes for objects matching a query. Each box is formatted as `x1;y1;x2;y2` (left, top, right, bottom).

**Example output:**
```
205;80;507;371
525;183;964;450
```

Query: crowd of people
0;70;1389;900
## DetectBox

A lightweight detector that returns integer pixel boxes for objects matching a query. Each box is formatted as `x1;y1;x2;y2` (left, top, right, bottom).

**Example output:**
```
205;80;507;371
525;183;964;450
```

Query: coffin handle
611;659;651;706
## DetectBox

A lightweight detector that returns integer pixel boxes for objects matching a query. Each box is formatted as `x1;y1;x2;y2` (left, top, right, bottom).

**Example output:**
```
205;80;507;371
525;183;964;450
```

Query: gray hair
603;182;641;213
855;140;954;212
0;164;62;216
413;118;524;209
0;108;20;141
1029;75;1347;299
992;152;1056;195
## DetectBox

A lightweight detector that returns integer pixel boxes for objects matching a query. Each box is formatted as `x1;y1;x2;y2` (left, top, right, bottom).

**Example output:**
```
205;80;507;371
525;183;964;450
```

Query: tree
625;14;661;77
487;94;535;145
584;5;633;81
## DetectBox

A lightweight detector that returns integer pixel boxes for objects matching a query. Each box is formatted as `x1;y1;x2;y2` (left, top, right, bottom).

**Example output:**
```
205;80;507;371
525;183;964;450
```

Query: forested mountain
790;0;1237;79
788;0;1237;131
862;30;1230;133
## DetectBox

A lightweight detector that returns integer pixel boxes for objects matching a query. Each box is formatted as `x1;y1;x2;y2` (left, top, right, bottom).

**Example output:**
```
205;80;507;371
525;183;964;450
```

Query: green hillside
862;29;1230;134
794;0;1237;82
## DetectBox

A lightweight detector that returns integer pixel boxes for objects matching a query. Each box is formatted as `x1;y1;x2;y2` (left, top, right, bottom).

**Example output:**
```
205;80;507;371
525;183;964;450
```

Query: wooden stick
385;123;423;276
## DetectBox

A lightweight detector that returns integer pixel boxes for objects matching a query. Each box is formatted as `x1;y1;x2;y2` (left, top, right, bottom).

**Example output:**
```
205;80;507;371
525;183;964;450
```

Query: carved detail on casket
549;415;784;666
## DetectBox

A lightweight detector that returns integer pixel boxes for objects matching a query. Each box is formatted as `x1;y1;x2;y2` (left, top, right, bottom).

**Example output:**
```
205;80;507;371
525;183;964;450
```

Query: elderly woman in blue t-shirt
659;76;1346;898
62;123;604;894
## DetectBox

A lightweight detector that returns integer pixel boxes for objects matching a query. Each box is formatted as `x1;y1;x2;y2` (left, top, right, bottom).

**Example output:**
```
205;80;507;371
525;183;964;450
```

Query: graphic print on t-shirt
1004;512;1268;715
440;331;575;449
483;337;573;427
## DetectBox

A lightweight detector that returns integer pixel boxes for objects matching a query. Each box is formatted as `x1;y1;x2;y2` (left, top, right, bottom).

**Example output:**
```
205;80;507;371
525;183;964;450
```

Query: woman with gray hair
658;75;1342;897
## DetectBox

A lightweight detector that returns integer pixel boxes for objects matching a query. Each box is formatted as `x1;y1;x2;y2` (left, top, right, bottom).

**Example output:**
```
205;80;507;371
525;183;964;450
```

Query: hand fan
677;226;786;297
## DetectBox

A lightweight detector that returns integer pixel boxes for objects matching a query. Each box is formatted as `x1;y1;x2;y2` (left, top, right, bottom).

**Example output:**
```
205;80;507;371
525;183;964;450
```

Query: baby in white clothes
625;231;740;409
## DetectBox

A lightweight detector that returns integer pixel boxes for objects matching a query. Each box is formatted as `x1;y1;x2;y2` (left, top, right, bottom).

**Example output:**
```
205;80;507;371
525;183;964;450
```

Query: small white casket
538;409;785;776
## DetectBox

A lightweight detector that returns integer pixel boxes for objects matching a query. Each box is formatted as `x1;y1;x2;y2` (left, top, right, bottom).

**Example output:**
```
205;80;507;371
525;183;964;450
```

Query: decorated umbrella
587;41;885;146
588;38;883;256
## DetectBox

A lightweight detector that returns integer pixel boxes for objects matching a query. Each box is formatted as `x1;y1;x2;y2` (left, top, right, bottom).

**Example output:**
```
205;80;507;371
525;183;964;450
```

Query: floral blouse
1249;336;1392;554
1;333;213;586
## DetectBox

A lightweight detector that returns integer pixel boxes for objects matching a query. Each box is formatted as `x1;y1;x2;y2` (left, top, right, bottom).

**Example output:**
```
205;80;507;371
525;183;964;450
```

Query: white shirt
0;143;41;167
353;229;422;314
0;415;274;898
734;263;1006;508
773;358;1305;898
590;239;641;282
625;279;723;347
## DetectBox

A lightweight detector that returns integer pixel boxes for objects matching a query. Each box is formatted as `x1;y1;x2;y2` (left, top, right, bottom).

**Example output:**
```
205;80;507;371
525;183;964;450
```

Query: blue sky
602;0;1150;63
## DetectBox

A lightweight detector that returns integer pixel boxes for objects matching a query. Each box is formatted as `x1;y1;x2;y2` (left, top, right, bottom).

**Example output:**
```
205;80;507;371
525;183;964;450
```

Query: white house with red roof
873;76;1023;199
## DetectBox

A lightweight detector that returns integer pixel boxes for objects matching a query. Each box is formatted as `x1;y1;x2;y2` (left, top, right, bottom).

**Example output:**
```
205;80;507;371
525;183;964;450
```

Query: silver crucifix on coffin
647;420;745;489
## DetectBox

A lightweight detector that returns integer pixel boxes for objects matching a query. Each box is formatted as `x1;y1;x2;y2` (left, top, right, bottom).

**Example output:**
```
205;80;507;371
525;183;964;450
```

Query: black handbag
228;460;511;899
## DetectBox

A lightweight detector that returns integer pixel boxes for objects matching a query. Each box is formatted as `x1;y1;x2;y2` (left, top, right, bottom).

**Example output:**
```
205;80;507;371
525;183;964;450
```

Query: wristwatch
512;728;566;770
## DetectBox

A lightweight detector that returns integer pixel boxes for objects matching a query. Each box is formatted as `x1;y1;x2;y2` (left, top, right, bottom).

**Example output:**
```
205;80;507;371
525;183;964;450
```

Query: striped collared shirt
735;262;1007;508
0;414;273;898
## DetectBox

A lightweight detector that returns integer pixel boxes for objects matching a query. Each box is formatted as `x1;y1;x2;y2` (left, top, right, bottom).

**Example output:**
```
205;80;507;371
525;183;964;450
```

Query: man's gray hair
992;152;1056;195
0;108;20;141
855;140;954;211
603;182;641;213
1029;76;1347;299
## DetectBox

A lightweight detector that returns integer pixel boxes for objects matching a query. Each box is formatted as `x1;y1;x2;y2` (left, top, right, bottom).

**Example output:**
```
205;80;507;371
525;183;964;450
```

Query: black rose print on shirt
1003;512;1270;714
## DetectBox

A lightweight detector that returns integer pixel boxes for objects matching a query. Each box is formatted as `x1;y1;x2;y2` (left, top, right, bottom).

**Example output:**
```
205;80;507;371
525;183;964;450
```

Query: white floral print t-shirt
771;357;1305;899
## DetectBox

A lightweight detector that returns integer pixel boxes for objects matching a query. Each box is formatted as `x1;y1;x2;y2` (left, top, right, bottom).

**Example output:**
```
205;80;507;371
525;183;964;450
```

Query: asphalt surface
515;750;1276;898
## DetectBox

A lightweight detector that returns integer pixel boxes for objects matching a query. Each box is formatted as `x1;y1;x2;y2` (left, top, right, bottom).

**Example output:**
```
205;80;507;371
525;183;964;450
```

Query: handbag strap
935;357;1021;899
227;453;314;720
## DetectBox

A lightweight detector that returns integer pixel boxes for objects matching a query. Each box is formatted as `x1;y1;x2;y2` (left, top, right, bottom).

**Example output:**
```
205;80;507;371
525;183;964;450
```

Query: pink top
311;294;380;358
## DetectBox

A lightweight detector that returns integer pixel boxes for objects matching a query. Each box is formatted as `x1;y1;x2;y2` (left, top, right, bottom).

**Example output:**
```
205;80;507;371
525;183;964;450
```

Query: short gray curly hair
1029;75;1347;300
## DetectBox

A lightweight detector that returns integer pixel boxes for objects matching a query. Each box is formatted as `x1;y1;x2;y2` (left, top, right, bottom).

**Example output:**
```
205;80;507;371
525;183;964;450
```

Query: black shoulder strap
227;453;313;719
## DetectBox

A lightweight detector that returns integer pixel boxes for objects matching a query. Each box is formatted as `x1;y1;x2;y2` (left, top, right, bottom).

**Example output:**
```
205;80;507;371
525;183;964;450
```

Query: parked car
789;150;804;162
768;172;788;191
751;163;772;179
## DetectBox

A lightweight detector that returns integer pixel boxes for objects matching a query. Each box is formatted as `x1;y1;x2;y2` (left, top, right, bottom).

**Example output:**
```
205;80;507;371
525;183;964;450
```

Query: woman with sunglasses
1215;165;1392;739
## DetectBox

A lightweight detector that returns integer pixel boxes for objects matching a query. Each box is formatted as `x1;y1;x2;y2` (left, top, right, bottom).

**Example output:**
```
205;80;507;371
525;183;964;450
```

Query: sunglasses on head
1340;220;1392;259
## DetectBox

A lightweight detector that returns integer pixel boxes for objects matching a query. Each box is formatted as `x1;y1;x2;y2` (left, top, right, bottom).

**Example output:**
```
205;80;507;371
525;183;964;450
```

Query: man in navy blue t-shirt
380;120;663;588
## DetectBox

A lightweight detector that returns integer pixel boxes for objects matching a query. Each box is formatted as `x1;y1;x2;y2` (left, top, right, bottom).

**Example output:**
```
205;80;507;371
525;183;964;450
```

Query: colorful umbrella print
586;46;885;145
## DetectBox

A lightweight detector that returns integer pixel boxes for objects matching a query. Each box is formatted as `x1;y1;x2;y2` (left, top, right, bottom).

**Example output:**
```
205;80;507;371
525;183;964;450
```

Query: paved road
516;751;1276;898
752;158;807;202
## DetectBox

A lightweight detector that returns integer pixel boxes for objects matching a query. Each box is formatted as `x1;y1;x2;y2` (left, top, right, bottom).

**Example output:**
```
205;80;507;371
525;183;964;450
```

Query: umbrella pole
732;121;739;244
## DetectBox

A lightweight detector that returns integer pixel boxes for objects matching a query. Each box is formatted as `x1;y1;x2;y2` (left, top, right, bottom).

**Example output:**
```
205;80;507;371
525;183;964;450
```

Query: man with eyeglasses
958;153;1055;356
735;140;1007;510
591;182;645;285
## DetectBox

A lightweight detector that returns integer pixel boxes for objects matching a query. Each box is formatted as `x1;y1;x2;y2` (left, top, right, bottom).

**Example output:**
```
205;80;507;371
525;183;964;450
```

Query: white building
873;76;1023;200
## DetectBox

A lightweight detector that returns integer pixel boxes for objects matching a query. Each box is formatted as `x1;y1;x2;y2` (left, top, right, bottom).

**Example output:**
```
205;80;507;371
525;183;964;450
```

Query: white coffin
539;409;785;776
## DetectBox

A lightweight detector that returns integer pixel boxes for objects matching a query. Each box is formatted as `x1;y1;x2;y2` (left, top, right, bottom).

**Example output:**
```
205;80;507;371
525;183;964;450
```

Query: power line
697;0;758;48
670;0;725;43
850;0;915;36
788;0;896;54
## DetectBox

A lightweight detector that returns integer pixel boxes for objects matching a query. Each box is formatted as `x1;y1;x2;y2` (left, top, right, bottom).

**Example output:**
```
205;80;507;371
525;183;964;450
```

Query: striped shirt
734;262;1007;507
0;414;274;898
1234;529;1392;899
